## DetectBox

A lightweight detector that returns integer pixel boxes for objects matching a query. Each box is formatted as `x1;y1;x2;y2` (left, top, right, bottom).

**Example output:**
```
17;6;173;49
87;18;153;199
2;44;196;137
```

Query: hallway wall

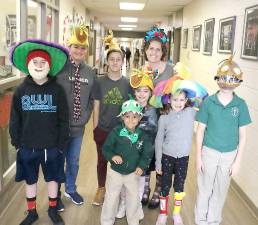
181;0;258;208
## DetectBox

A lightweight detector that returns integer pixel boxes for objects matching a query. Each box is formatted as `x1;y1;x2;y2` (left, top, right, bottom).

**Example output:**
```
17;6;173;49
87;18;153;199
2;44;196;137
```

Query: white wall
181;0;258;208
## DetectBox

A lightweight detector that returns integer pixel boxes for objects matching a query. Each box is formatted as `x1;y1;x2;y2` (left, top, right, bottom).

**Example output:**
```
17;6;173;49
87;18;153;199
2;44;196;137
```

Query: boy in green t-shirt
195;56;251;225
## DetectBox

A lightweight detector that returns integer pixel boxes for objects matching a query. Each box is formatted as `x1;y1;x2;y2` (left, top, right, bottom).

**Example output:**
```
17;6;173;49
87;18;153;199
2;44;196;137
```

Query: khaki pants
195;146;237;225
101;168;140;225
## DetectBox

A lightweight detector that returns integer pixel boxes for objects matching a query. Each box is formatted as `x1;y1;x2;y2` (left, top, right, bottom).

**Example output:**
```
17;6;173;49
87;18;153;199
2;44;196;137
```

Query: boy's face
170;92;187;112
135;86;151;106
28;57;50;81
122;112;141;131
107;52;123;73
69;44;87;63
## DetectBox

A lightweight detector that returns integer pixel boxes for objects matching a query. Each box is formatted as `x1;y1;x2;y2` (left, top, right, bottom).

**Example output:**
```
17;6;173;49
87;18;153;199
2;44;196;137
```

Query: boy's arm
9;89;22;150
57;87;69;152
229;125;247;177
93;100;100;129
196;122;206;173
102;130;117;162
137;134;154;171
155;116;165;173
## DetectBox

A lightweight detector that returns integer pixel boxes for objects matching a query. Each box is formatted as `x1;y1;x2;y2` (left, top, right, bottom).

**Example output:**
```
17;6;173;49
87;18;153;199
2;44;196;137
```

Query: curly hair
144;37;167;61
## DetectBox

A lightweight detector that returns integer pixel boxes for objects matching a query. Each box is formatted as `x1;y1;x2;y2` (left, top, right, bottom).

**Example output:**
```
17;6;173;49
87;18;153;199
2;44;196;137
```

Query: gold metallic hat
130;68;154;90
68;23;89;46
103;30;113;46
103;29;121;51
214;55;243;89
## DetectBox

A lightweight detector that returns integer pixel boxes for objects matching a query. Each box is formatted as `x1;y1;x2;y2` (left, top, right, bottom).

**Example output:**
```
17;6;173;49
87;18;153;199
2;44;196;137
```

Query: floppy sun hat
11;39;68;76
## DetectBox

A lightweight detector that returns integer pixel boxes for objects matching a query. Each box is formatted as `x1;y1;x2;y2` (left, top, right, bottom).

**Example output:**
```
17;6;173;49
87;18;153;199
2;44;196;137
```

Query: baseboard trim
231;179;258;220
0;165;24;219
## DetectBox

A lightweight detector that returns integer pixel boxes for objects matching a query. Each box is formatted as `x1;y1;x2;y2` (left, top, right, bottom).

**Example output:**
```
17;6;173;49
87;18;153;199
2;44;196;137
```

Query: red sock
49;197;57;207
27;197;36;210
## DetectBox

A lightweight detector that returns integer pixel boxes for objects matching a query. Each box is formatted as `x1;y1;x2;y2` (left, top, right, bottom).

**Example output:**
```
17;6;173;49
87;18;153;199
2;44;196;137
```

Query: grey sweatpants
195;146;237;225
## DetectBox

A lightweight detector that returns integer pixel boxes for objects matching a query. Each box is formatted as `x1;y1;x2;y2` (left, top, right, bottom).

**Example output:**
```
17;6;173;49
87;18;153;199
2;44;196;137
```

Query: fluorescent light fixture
121;17;138;22
121;27;133;31
119;2;145;11
118;24;137;28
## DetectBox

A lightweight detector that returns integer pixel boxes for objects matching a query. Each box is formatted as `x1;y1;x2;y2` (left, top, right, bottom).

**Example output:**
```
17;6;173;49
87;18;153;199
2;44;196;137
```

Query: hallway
1;120;257;225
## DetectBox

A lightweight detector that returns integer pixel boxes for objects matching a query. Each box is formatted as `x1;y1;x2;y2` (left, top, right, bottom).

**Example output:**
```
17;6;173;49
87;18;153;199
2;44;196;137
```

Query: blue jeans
64;136;83;193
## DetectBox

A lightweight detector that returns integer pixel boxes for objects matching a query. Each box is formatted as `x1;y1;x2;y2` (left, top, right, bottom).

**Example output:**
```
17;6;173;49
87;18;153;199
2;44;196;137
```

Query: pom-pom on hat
144;27;168;44
10;39;68;76
68;23;89;46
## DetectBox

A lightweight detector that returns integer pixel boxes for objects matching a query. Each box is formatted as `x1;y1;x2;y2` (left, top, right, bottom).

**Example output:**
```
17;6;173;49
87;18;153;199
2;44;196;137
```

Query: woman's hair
144;38;167;61
106;49;124;60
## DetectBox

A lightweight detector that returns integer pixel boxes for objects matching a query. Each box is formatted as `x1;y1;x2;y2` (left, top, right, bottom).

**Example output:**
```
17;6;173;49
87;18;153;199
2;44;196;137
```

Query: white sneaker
116;202;126;219
173;214;184;225
155;214;168;225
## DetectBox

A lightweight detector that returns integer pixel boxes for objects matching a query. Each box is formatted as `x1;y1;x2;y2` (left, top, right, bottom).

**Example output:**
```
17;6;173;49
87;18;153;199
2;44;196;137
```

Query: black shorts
15;146;65;185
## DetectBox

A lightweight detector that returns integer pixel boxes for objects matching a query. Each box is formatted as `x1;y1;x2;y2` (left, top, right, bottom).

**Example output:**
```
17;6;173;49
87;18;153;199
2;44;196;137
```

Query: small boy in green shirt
195;56;251;225
100;99;153;225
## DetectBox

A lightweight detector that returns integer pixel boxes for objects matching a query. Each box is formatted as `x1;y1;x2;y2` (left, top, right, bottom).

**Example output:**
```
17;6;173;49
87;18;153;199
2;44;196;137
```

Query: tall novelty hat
130;68;154;90
103;29;114;47
214;55;243;89
103;29;121;51
144;27;168;44
11;39;68;76
118;99;143;117
68;23;89;46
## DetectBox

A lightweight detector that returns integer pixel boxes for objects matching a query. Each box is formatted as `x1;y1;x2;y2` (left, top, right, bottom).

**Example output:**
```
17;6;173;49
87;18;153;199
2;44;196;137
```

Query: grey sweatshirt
57;59;96;137
155;107;196;171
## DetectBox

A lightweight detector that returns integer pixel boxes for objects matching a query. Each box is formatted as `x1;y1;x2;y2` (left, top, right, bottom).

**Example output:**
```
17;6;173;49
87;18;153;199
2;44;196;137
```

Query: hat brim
11;39;68;76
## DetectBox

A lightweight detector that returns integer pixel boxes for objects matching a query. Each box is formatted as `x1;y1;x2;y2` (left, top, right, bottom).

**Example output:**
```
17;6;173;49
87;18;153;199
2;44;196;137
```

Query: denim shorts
15;146;65;185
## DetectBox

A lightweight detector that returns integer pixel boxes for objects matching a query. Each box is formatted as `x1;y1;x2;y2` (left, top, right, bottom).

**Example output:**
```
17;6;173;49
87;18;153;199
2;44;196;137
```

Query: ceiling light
118;24;137;28
119;2;145;11
121;28;133;31
121;17;138;23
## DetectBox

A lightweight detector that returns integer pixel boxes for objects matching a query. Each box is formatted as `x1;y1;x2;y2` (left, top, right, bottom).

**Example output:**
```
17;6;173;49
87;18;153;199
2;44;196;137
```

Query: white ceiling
80;0;193;31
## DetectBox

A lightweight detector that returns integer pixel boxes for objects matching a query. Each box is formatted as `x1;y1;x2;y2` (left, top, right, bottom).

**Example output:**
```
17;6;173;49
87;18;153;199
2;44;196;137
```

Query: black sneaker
48;207;65;225
64;191;84;205
57;197;65;212
20;209;39;225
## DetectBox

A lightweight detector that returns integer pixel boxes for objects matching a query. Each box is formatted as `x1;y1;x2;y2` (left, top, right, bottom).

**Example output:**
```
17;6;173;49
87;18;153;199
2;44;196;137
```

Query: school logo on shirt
21;94;57;112
231;107;239;117
136;140;143;150
103;87;124;105
69;76;89;84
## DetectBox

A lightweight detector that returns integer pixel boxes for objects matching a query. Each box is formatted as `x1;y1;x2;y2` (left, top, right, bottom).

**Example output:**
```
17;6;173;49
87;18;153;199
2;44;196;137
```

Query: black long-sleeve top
9;76;69;151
